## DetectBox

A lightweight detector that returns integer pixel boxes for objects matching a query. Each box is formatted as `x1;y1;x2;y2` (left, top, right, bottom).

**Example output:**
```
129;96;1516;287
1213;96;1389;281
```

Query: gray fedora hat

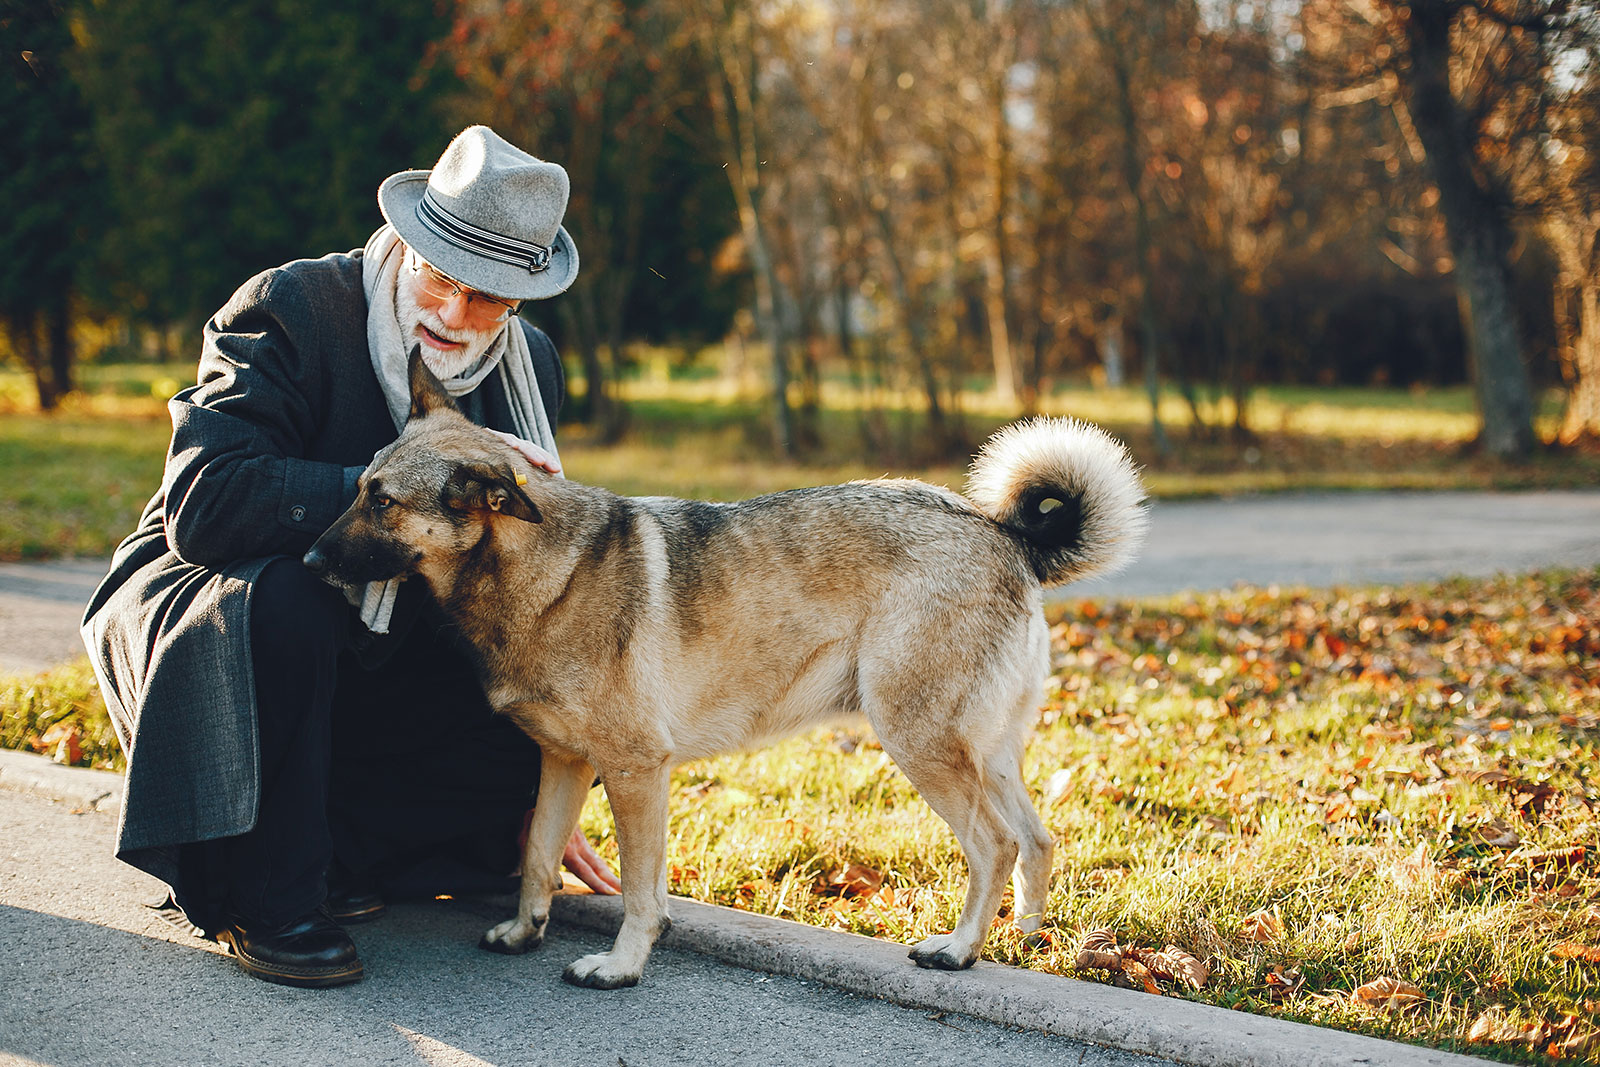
378;125;579;301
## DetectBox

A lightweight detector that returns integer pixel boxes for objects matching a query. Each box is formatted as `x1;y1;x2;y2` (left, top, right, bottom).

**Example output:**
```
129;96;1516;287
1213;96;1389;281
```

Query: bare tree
684;0;798;458
1073;0;1188;456
1540;57;1600;444
1336;0;1554;458
440;0;699;442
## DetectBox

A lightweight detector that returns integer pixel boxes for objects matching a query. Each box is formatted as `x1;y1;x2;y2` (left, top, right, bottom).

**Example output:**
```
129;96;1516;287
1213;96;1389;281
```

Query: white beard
395;272;504;380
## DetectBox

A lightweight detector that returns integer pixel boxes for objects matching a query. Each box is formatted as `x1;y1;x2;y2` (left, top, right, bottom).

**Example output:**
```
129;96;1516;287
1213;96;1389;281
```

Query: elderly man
81;126;619;989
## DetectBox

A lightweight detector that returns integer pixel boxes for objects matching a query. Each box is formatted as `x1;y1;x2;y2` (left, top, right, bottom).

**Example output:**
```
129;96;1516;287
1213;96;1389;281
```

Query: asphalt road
6;489;1598;675
1063;487;1600;599
0;790;1159;1067
3;488;1544;1067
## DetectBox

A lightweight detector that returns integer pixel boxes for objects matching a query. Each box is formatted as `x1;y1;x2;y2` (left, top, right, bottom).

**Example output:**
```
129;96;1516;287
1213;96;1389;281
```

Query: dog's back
609;480;1051;758
308;352;1148;987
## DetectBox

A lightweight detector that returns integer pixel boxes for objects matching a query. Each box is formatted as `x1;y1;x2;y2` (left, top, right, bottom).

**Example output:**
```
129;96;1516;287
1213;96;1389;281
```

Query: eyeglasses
409;258;522;322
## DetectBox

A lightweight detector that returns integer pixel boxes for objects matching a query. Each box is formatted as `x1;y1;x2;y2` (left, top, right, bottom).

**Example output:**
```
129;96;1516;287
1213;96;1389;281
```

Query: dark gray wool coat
80;248;564;892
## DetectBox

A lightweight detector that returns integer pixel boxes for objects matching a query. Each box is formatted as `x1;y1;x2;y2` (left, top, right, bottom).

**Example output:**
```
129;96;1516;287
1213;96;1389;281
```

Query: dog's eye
373;495;393;510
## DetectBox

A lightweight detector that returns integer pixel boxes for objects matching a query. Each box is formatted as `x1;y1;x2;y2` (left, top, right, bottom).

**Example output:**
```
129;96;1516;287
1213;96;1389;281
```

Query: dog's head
303;347;543;588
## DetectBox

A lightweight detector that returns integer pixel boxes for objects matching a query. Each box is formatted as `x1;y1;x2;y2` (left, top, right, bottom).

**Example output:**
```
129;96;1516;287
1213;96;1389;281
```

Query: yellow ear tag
515;473;528;486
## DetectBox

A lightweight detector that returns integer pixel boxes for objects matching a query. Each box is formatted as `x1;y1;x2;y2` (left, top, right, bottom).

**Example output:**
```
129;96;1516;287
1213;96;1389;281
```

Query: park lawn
2;363;1599;560
559;375;1599;502
0;412;168;560
4;570;1596;1062
571;569;1600;1065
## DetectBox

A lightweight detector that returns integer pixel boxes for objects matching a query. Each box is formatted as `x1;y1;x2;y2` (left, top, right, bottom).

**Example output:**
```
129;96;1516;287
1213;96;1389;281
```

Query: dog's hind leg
481;746;594;956
562;760;672;989
877;732;1019;971
986;737;1054;939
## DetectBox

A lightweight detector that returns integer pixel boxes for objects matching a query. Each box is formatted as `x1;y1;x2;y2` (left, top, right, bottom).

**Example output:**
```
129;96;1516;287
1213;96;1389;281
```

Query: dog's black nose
302;547;327;574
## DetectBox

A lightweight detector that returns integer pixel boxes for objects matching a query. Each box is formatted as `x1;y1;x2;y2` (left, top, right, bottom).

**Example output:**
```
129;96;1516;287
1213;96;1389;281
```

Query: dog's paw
562;952;641;990
908;933;977;971
478;917;546;955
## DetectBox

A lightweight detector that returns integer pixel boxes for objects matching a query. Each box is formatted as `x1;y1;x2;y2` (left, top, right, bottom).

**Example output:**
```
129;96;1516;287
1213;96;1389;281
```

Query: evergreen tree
71;0;462;333
1;0;100;406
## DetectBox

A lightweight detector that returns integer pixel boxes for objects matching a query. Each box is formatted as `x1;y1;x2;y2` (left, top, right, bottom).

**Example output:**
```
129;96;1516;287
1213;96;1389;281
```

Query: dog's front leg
480;747;595;956
562;763;671;989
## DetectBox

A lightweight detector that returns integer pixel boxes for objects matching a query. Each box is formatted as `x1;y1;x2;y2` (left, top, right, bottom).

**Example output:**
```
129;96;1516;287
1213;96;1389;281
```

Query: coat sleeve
161;267;366;567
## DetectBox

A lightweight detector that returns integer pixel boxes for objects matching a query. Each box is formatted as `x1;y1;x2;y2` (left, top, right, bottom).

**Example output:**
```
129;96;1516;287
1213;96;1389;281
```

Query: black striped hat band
416;189;552;274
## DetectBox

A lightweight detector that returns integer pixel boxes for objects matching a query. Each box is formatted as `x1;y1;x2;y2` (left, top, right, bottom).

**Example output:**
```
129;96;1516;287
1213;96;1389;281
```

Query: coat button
290;505;307;522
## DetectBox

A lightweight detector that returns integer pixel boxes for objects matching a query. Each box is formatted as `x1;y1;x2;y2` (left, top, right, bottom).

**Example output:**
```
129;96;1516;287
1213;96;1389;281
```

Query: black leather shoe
325;884;387;924
216;908;364;988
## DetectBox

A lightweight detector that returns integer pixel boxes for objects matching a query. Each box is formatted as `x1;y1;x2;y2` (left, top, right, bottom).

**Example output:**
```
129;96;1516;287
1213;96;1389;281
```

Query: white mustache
416;311;492;347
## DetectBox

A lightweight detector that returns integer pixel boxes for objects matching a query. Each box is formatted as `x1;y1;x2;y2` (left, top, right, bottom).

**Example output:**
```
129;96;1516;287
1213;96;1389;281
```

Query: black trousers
176;559;542;931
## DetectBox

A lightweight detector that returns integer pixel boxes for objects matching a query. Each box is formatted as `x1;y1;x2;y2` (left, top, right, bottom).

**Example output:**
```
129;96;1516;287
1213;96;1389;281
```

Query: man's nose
437;291;473;330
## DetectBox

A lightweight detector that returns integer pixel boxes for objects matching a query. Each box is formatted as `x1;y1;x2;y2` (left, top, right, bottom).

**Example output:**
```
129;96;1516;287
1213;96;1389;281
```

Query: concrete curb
552;891;1494;1067
0;747;122;813
1;753;1494;1067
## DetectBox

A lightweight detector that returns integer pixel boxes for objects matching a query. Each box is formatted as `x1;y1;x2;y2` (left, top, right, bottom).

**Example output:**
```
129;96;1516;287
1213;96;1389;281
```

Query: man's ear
443;461;544;523
408;345;463;421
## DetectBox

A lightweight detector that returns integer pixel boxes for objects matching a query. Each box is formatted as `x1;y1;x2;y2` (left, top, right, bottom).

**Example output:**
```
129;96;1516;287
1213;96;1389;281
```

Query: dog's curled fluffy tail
965;417;1148;587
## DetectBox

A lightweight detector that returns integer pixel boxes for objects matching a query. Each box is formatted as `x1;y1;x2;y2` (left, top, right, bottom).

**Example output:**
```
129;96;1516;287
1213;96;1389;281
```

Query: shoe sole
328;902;387;924
215;930;365;988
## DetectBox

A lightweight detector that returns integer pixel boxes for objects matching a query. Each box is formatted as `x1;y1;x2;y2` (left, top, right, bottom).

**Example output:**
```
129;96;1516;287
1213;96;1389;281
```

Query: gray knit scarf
354;224;560;633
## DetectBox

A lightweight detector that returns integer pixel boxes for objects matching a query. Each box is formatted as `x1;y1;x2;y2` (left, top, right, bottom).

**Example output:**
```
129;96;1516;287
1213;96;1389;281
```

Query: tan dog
305;350;1147;989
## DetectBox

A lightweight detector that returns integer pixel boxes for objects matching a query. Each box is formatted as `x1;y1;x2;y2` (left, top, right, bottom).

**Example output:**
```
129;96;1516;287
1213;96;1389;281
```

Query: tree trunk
982;56;1018;408
1545;213;1600;446
46;294;74;401
869;199;950;451
697;3;795;459
557;288;613;435
6;309;57;410
1098;6;1171;456
1558;280;1600;445
1401;1;1535;458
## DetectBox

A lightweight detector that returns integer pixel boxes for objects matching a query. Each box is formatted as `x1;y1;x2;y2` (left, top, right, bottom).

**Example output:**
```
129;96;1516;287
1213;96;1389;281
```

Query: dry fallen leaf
1475;818;1522;849
1467;1007;1520;1044
1074;928;1124;972
1144;945;1209;990
816;863;885;898
1240;910;1284;943
1467;768;1514;786
33;721;83;766
1351;976;1424;1012
1550;943;1600;963
1323;793;1355;823
1264;966;1305;1001
1549;1022;1600;1058
1112;958;1160;994
1213;764;1249;796
1388;843;1454;892
1515;846;1588;871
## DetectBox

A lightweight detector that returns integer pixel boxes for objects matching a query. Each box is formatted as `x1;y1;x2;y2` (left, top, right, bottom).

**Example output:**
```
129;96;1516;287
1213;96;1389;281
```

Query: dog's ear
408;345;463;421
444;461;544;523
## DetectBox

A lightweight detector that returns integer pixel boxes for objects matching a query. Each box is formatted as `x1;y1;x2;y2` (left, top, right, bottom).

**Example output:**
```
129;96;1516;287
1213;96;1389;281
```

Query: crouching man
82;126;619;988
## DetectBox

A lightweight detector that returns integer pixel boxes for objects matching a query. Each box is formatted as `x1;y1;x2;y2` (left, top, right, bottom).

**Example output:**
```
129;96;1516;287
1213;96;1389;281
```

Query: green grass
4;566;1595;1060
558;376;1598;502
3;362;1598;561
565;569;1600;1064
5;359;1594;1057
0;413;167;560
0;658;121;770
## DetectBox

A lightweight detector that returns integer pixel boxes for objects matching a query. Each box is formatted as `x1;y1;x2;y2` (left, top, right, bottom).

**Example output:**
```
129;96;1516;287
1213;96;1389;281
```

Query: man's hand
486;429;561;475
563;829;621;895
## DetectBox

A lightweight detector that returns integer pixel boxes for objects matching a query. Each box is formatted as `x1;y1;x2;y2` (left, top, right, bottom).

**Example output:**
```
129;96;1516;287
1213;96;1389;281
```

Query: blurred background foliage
3;0;1600;461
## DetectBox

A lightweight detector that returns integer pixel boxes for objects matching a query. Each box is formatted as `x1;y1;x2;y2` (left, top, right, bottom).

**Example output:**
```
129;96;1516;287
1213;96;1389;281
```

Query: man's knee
251;557;349;671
